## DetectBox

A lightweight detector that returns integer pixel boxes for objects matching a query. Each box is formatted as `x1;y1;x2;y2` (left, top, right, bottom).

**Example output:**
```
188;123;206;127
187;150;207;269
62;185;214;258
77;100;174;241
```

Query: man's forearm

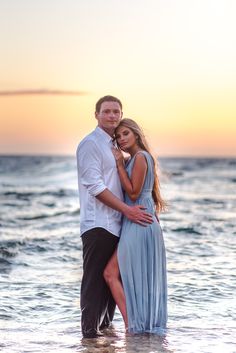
96;189;153;225
96;189;129;214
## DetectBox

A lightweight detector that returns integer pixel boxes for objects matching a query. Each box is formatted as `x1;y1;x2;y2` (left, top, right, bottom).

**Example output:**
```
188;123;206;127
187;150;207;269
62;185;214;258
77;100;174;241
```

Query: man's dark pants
80;227;119;338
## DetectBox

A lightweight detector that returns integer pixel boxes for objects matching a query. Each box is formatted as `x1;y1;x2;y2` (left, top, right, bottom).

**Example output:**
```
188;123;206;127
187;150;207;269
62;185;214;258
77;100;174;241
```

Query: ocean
0;155;235;353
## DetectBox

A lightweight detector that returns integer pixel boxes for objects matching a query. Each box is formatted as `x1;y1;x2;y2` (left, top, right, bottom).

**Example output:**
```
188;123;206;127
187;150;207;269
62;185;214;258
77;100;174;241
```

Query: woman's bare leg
103;249;128;329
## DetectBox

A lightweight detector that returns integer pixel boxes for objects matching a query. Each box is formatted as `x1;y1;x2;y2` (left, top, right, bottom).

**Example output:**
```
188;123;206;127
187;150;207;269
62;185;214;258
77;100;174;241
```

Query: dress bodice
124;151;155;212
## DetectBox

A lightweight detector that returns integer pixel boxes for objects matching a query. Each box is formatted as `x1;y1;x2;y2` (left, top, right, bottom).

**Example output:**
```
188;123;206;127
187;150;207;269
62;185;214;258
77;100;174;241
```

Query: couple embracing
76;95;167;338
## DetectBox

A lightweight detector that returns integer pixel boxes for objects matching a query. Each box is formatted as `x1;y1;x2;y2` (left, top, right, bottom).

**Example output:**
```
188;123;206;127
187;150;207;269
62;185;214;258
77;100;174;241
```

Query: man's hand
124;205;153;226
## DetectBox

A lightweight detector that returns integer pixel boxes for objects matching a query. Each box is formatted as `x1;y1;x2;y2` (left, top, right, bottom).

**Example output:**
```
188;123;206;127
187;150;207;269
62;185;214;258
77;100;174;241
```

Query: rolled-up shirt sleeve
77;140;107;196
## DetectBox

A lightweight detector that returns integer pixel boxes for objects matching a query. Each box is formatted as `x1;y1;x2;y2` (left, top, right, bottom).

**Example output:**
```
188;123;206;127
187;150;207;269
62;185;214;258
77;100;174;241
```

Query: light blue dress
117;151;167;334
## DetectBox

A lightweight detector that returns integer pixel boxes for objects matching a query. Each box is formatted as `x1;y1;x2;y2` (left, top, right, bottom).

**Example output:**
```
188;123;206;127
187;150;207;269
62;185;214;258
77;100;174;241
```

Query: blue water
0;156;235;353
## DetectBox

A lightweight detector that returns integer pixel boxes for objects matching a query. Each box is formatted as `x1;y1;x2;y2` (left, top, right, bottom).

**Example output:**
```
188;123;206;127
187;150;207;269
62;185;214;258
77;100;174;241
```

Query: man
76;95;152;338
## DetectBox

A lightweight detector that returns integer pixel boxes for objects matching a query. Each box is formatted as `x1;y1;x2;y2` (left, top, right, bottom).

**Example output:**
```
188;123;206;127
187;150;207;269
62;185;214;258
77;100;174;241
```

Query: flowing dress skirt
117;213;167;334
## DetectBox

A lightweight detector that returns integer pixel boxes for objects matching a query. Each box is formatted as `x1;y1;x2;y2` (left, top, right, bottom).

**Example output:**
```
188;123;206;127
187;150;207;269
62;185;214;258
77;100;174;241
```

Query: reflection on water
81;327;173;353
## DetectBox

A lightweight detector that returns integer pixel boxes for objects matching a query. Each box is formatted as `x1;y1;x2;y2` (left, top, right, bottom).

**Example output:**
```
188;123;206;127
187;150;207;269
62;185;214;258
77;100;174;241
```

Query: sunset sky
0;0;236;156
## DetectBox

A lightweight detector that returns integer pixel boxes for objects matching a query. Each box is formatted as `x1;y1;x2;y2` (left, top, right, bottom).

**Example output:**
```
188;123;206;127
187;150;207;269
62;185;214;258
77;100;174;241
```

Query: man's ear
95;111;98;120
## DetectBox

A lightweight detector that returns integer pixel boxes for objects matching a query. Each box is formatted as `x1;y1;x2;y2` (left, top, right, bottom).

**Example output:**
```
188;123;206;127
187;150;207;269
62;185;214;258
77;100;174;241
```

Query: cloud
0;89;88;96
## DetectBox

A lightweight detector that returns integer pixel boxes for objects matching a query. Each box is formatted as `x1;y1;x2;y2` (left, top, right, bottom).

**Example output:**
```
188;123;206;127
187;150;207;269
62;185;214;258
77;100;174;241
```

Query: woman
103;118;167;334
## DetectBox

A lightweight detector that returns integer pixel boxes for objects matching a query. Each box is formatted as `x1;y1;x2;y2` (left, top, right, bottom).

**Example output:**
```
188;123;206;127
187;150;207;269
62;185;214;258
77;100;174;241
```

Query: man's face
95;101;123;135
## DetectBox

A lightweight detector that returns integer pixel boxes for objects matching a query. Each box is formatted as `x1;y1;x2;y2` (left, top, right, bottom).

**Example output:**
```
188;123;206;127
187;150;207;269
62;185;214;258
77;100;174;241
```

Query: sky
0;0;236;157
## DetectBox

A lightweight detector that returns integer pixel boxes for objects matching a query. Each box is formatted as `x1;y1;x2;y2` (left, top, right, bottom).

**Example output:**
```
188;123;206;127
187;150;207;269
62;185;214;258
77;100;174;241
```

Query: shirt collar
95;126;114;144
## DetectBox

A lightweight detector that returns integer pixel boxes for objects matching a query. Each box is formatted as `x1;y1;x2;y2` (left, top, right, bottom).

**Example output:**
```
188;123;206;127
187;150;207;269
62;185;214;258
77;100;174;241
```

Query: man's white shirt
76;126;124;237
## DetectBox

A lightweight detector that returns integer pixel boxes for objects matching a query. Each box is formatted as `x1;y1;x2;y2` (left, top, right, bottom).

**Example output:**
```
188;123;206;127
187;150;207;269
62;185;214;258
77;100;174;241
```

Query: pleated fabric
117;151;167;334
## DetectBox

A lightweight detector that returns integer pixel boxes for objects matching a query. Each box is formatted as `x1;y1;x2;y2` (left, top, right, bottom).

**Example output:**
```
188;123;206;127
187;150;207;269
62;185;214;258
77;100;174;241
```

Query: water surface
0;156;235;352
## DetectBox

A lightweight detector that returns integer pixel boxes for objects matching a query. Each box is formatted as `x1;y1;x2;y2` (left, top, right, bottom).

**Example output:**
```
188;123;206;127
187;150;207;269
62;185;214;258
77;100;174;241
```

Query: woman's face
115;126;137;151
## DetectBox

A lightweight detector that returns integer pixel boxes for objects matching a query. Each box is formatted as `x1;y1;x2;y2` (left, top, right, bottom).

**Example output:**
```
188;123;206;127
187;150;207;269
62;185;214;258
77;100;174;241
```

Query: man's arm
77;140;107;196
77;140;153;225
96;189;153;225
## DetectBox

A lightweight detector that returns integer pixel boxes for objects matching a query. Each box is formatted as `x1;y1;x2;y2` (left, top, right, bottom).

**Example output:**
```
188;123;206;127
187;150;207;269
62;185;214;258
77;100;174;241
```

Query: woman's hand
112;147;124;167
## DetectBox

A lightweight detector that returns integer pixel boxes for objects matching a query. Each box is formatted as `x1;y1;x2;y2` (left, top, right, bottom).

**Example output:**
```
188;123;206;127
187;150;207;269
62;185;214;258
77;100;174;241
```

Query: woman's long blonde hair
115;118;166;213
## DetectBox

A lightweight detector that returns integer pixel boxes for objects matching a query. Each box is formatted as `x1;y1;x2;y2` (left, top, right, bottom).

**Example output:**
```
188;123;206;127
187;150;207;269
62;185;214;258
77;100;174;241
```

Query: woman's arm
113;149;147;202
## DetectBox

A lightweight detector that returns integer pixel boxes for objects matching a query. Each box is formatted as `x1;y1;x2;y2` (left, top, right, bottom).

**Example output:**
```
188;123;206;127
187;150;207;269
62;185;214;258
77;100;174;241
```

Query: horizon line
0;153;235;159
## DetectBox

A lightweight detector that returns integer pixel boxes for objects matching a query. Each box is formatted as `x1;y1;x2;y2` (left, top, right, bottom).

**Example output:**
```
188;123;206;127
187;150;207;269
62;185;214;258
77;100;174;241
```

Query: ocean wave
0;248;18;258
0;257;12;265
17;211;68;221
0;239;25;249
0;239;24;267
2;189;76;199
195;198;225;205
172;227;202;235
17;208;79;221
